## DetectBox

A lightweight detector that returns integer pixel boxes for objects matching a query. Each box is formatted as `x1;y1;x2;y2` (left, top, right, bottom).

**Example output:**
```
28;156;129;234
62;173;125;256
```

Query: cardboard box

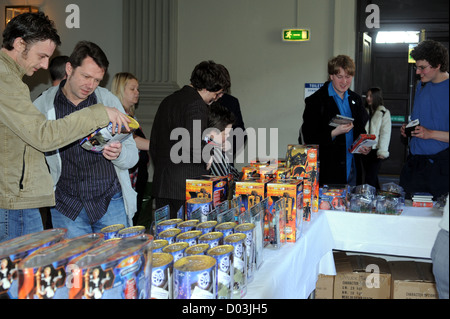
235;179;270;211
267;179;303;242
334;254;391;299
315;274;335;299
389;261;438;299
186;175;228;208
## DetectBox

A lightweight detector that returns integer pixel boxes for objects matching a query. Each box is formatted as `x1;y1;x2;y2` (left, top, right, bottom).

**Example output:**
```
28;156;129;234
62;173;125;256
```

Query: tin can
100;224;125;240
17;233;104;299
207;245;234;299
215;222;236;238
177;220;199;233
186;198;212;220
118;226;146;238
176;230;202;247
158;228;182;244
155;219;182;237
0;228;67;299
152;239;169;253
198;232;223;249
234;223;256;282
173;255;217;299
224;233;247;299
68;234;153;299
151;253;173;299
196;221;218;235
162;242;189;263
185;244;210;256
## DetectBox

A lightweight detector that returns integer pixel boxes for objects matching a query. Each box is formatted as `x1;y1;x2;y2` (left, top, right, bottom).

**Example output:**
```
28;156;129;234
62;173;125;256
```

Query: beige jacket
365;105;392;158
0;50;109;209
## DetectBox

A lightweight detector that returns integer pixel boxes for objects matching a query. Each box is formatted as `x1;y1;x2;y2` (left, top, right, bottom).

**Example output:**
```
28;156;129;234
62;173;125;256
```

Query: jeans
50;192;129;239
431;229;449;299
0;208;44;243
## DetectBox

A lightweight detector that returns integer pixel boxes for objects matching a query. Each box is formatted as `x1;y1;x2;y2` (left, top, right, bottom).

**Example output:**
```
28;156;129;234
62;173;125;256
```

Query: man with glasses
400;40;449;200
150;60;230;218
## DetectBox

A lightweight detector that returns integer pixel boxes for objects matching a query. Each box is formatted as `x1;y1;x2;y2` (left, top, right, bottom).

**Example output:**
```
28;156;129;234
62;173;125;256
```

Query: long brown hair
365;87;384;115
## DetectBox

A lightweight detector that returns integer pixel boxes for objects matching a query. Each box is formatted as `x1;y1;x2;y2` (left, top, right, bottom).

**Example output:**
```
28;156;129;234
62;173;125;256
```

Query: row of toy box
0;229;153;300
315;251;439;299
319;183;405;215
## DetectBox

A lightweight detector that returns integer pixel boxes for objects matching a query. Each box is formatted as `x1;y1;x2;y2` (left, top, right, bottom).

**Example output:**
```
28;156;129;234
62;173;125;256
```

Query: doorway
355;0;449;180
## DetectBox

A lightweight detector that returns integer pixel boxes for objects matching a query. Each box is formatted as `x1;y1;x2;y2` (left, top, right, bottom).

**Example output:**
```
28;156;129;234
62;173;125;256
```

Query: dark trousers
400;148;449;199
361;149;382;189
155;197;185;219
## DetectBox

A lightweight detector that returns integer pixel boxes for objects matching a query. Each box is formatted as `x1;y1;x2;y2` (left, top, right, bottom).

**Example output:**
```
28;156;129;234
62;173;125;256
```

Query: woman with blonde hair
112;72;150;225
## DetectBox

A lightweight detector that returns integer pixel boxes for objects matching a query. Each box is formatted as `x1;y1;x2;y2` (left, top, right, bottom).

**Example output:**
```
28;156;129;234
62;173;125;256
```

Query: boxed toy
235;179;270;211
319;184;349;211
186;175;228;209
267;179;303;242
285;144;318;179
241;166;258;180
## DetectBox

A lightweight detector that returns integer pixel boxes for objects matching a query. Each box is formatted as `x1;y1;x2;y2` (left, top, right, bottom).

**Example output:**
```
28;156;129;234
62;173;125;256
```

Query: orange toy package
241;166;258;180
266;179;303;243
235;178;271;211
286;144;318;179
186;175;228;209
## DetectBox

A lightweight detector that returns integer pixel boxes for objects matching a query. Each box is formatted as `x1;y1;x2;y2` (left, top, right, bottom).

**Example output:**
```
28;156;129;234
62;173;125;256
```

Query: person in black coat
150;61;231;218
302;55;370;186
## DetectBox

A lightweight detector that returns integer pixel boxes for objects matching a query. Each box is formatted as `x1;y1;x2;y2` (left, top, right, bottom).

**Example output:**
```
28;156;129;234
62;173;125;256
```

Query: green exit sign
282;29;310;42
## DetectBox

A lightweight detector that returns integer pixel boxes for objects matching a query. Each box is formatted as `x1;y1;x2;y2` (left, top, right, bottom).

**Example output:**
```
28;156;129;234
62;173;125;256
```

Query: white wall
0;0;123;100
177;0;356;168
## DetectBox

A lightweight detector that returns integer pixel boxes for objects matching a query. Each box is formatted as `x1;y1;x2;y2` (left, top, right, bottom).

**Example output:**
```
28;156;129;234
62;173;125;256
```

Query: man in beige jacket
0;12;130;243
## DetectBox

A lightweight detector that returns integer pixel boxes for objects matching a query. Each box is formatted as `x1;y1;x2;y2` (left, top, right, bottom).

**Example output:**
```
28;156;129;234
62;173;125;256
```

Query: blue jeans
431;229;449;299
0;209;44;243
51;192;129;239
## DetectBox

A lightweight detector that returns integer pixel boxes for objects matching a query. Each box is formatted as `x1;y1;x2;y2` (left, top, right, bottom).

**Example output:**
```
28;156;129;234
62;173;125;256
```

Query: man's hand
358;145;372;155
331;123;354;139
103;142;122;160
105;107;131;134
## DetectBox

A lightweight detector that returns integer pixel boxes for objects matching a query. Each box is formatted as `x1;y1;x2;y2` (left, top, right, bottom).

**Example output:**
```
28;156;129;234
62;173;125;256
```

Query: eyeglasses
414;64;432;71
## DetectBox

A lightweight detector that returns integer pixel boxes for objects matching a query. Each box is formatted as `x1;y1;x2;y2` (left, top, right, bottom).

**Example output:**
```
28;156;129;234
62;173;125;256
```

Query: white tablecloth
324;205;442;259
245;211;336;299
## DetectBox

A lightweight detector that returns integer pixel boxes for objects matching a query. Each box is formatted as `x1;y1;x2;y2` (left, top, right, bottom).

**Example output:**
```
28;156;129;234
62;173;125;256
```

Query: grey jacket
33;85;139;225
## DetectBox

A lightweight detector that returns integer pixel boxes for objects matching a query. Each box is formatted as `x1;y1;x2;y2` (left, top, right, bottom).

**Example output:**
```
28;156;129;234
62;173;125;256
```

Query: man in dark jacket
302;55;370;186
150;60;231;218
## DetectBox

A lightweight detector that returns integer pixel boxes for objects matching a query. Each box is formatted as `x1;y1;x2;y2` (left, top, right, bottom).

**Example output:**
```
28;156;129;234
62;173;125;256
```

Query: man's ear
13;37;26;52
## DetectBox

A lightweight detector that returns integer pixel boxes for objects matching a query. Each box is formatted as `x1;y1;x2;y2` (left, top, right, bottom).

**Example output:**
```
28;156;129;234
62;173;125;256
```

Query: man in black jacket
302;55;370;186
150;61;231;218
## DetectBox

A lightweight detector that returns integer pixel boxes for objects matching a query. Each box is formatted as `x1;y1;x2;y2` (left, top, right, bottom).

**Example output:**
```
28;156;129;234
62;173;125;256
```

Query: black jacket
150;85;210;200
301;81;368;186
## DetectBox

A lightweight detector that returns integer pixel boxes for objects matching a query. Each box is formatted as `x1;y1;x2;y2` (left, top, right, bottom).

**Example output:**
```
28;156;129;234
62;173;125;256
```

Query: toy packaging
235;178;270;211
319;184;349;211
186;175;228;209
266;179;303;243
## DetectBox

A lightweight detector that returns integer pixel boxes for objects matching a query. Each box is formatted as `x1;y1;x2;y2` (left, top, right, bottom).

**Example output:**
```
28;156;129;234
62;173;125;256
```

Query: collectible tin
176;230;202;247
152;239;169;253
185;197;213;220
151;253;173;299
155;219;182;237
158;228;182;244
207;245;234;299
117;226;146;238
162;242;189;263
198;232;224;249
185;244;210;256
100;224;125;240
196;220;218;235
234;223;256;281
224;233;247;299
215;222;236;238
173;255;217;299
177;220;199;233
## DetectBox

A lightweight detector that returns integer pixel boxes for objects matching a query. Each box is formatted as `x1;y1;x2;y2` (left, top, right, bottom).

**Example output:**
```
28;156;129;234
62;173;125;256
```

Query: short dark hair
208;102;235;132
68;41;109;73
190;60;231;92
2;12;61;50
49;55;69;82
411;40;449;72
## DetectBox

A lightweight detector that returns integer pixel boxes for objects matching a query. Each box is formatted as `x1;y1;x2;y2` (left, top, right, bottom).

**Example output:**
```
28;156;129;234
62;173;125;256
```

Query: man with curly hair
400;40;449;200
